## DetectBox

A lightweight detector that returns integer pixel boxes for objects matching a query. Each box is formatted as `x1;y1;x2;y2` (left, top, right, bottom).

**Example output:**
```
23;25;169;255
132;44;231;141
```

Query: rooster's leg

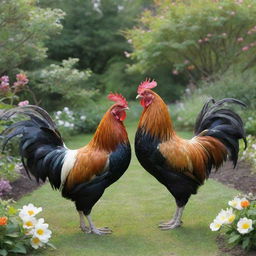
78;211;90;233
86;215;112;235
159;206;184;230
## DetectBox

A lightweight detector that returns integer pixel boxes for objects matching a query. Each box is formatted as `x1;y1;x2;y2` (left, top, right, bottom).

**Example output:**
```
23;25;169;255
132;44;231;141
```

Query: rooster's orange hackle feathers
138;91;174;141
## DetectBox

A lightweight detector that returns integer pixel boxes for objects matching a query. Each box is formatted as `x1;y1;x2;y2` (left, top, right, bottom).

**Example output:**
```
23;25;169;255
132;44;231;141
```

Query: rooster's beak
136;95;142;99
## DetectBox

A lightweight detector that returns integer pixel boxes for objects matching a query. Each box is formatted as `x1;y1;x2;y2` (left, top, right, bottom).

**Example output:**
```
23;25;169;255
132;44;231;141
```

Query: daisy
34;218;52;243
237;217;253;234
19;203;42;219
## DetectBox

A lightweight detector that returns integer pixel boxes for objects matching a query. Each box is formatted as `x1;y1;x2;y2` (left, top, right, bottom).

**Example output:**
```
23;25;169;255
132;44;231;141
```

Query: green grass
17;121;238;256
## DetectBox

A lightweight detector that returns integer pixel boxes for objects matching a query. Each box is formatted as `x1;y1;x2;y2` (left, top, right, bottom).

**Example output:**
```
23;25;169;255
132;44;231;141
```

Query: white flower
210;218;222;231
30;236;44;249
237;217;253;234
216;209;228;224
81;115;86;121
228;197;243;210
56;111;62;116
216;208;235;224
225;208;236;224
22;216;37;230
34;218;52;243
58;120;64;126
19;203;42;219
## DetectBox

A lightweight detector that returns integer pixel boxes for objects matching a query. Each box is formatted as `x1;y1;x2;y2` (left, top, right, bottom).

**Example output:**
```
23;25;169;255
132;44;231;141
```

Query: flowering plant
210;194;256;250
0;74;29;107
0;200;54;255
240;135;256;173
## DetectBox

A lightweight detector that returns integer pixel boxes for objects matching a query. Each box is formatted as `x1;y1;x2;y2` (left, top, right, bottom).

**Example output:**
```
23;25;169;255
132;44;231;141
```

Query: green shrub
171;93;209;131
126;0;256;79
52;105;106;139
0;155;19;183
172;69;256;134
28;58;97;111
0;0;64;75
240;135;256;173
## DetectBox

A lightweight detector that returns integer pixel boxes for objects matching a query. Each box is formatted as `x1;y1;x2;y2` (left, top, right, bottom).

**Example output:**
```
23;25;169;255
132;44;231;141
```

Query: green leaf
9;243;27;254
0;249;7;256
3;239;13;246
5;232;20;238
228;234;241;244
247;209;256;216
242;237;250;250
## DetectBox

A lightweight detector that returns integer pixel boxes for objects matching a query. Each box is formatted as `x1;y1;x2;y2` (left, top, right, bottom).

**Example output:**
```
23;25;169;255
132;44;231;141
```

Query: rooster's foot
158;219;176;227
80;224;90;233
90;227;113;235
159;221;182;230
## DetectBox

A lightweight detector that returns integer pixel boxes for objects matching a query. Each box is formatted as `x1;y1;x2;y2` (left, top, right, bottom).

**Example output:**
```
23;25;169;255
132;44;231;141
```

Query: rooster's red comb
108;93;128;108
137;78;157;94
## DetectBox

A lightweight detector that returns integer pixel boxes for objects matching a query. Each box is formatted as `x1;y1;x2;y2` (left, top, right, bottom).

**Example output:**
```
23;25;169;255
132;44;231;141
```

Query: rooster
135;79;246;230
1;93;131;235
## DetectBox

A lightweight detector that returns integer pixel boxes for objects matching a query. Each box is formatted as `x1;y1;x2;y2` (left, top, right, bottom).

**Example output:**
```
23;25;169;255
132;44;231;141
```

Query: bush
28;58;96;111
0;155;19;183
210;194;256;251
240;135;256;173
172;69;256;134
0;0;64;75
171;93;209;131
52;105;105;139
0;201;54;255
126;0;256;80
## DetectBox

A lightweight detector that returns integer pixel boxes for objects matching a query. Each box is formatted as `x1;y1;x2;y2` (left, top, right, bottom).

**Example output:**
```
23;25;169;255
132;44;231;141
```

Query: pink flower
18;100;29;107
242;46;250;51
204;37;209;42
198;39;203;43
207;33;212;37
248;31;252;35
0;83;9;91
237;37;244;42
172;70;179;75
14;73;29;88
0;76;9;83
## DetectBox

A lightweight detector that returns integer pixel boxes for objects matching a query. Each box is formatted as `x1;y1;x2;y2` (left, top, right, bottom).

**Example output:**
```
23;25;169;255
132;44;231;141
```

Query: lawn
17;121;238;256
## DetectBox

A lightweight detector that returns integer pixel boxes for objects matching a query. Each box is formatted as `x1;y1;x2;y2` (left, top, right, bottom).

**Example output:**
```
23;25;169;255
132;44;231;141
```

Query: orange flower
187;65;195;71
0;217;8;226
241;200;250;208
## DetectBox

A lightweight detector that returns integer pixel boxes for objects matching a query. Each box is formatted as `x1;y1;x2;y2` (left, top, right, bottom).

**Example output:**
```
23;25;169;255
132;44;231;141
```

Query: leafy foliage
0;0;65;75
28;58;96;110
0;200;30;255
240;135;256;173
126;0;256;80
52;105;104;139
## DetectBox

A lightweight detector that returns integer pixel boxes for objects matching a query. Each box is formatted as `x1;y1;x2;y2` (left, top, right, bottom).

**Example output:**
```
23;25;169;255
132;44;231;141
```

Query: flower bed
210;194;256;251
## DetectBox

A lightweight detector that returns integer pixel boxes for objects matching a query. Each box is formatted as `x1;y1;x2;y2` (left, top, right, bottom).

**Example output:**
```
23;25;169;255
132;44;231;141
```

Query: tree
126;0;256;81
0;0;65;75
